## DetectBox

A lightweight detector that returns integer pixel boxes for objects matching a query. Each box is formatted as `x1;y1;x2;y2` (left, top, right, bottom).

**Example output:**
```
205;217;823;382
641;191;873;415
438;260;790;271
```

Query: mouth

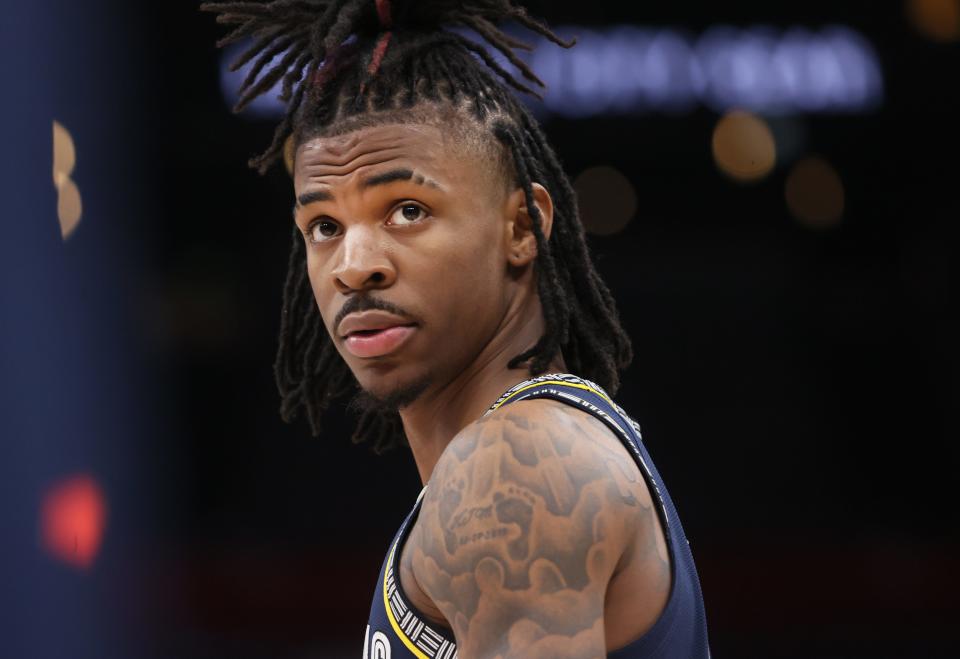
343;324;417;358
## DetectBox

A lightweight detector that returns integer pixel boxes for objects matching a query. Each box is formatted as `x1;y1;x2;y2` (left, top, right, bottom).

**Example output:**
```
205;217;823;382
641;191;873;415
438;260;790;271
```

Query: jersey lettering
363;625;392;659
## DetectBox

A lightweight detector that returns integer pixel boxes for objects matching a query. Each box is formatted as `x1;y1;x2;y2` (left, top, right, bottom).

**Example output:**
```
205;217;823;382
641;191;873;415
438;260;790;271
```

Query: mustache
333;295;416;331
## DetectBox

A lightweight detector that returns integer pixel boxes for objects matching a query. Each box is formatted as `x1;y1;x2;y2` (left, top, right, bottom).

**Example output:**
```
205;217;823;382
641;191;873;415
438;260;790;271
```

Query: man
203;1;710;656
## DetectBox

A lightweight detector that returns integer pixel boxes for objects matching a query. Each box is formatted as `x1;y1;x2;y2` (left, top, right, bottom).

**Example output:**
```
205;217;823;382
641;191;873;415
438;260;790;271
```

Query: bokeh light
785;155;845;228
906;0;960;42
52;120;82;239
573;165;638;235
40;473;107;570
712;110;777;182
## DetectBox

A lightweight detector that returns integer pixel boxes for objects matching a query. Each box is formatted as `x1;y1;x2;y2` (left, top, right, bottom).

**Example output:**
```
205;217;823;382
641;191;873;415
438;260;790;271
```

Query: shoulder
408;398;645;657
431;398;646;522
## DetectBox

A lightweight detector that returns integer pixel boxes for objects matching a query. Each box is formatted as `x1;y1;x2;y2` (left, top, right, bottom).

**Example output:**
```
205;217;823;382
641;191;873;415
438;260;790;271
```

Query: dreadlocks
201;0;634;452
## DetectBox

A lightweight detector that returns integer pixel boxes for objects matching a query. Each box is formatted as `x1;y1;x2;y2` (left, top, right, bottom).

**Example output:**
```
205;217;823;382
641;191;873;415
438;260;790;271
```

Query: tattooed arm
407;399;646;659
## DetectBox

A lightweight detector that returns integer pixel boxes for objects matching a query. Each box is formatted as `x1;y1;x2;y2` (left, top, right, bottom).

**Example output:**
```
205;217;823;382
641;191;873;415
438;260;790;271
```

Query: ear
503;182;555;268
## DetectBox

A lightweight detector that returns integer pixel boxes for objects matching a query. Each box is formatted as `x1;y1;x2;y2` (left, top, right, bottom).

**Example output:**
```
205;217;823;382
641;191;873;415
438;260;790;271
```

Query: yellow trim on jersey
383;540;431;659
487;379;612;413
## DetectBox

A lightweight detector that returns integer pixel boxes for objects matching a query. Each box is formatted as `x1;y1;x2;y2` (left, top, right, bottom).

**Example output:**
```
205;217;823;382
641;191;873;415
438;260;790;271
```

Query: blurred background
1;0;958;657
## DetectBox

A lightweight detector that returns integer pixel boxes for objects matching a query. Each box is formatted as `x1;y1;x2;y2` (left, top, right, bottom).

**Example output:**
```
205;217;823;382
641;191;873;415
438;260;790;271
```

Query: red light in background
40;474;107;569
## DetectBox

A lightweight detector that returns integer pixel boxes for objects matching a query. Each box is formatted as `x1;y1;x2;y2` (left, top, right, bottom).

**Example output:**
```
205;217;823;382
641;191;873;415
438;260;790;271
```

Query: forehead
294;122;479;190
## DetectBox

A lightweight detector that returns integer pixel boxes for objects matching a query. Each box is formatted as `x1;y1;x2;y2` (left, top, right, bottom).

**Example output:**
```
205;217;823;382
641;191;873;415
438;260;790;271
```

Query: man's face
292;121;516;408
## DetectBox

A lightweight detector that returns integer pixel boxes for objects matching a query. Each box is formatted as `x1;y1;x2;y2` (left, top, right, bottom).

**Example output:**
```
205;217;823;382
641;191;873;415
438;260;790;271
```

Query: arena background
1;1;957;657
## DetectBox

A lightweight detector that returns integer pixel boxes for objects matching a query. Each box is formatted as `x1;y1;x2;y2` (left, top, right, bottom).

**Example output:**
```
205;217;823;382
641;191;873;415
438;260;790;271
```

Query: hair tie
360;0;393;89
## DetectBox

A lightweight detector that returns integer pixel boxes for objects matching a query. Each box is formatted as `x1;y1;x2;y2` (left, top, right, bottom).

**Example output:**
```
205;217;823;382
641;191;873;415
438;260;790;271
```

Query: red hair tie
366;32;392;77
321;0;393;94
363;0;393;84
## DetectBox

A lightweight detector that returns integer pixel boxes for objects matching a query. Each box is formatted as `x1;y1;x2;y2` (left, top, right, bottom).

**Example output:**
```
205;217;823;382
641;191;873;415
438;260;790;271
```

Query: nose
329;225;397;294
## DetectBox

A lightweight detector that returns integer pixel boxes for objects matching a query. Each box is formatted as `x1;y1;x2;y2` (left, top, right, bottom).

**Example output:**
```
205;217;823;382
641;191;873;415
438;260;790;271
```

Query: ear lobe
505;183;555;267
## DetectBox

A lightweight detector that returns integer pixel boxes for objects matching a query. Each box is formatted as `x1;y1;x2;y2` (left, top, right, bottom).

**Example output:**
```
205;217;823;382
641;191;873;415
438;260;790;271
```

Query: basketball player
203;1;710;656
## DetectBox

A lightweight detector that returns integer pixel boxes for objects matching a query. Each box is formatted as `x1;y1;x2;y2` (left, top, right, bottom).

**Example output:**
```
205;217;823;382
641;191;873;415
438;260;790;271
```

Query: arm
406;400;645;659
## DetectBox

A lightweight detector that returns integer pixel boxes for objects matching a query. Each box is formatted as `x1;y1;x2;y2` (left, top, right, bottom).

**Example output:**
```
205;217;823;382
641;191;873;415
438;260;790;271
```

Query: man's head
203;0;633;451
292;110;554;410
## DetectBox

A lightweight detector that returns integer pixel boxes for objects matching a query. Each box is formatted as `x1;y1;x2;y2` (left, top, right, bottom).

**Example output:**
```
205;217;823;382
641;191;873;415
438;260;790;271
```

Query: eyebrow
293;168;441;216
361;168;416;189
296;189;333;207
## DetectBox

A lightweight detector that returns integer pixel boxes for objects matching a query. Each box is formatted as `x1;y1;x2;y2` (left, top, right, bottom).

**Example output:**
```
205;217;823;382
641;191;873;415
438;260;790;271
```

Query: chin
351;366;432;413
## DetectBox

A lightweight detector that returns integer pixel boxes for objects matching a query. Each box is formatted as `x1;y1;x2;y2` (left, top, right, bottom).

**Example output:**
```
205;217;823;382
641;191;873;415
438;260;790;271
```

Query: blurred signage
221;24;883;118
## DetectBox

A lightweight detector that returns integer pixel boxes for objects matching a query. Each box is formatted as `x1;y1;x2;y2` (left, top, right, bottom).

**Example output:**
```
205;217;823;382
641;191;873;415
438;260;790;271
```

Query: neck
398;295;566;486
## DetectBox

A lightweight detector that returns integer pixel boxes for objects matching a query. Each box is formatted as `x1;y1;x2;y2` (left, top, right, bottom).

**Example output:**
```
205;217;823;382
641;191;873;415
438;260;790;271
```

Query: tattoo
407;401;663;658
449;504;494;530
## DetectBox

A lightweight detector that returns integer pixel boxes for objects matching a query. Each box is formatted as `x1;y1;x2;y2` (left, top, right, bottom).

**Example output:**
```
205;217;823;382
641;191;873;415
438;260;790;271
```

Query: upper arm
408;400;645;659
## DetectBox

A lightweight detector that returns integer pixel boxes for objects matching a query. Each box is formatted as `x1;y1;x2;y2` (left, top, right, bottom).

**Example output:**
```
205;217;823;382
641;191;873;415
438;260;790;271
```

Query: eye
389;203;427;226
307;218;340;243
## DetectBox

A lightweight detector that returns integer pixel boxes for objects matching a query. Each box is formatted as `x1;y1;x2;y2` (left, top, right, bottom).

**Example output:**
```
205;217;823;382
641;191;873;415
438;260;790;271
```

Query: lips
338;310;417;358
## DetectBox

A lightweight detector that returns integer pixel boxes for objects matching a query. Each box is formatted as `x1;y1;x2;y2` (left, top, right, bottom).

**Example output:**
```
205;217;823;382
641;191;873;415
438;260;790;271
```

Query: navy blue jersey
363;373;711;658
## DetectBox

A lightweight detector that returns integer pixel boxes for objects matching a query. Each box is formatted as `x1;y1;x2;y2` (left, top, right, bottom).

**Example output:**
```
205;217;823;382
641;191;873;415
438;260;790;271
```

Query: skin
292;120;671;657
405;400;671;657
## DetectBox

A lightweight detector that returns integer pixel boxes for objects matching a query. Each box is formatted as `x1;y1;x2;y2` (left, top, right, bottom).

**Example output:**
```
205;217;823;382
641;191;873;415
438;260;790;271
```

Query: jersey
363;372;711;659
